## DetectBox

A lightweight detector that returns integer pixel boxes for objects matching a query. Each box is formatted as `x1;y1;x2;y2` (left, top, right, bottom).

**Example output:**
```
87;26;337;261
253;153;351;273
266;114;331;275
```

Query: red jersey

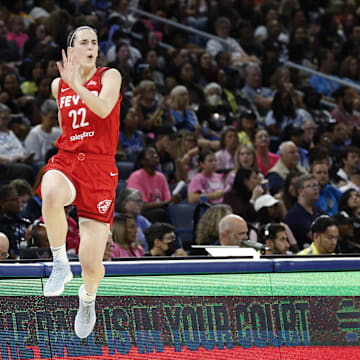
56;67;121;156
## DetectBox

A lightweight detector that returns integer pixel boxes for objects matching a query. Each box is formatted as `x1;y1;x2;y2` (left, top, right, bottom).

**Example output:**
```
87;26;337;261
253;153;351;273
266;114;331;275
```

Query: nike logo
61;88;70;92
110;172;118;176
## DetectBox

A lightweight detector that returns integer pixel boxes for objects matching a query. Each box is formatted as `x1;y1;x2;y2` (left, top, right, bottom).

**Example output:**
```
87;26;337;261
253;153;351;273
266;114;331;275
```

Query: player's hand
56;48;80;89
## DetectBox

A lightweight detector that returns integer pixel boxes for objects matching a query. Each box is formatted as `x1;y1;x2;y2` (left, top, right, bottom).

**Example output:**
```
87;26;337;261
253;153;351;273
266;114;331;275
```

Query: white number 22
69;108;89;129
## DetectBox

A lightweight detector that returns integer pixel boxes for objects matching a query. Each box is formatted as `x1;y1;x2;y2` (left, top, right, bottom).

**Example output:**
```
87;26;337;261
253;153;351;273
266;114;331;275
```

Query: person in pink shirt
6;15;29;54
111;214;145;258
188;150;227;204
254;128;279;176
215;126;239;171
127;147;181;222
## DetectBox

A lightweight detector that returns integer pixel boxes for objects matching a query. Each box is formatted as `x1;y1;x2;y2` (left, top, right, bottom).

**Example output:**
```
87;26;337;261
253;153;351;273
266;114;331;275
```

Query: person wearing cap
257;223;290;255
285;175;326;250
311;162;342;216
333;211;360;253
251;194;298;252
298;215;339;255
267;141;307;196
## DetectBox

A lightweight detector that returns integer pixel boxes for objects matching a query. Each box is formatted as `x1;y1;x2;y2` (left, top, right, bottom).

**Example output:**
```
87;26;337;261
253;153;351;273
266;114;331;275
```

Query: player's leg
75;218;108;338
42;170;76;296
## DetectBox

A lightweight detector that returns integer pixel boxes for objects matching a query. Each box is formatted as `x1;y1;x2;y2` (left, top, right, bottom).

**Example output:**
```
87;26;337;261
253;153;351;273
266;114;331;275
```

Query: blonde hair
196;204;232;244
235;143;258;171
170;85;189;109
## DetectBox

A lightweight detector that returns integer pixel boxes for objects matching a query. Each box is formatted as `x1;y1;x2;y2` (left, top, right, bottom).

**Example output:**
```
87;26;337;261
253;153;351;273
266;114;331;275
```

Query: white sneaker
44;260;73;296
74;285;96;338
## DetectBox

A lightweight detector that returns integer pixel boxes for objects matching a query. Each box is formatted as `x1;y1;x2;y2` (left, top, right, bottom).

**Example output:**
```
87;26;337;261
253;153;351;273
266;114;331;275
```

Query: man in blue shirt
285;174;325;250
311;162;342;215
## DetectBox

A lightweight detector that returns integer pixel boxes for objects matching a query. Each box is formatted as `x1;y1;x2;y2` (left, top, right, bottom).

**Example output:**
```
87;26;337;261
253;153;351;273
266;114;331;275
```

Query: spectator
267;141;307;195
310;49;340;97
236;110;257;145
20;60;45;97
225;143;258;188
286;174;325;250
265;89;305;138
333;211;360;254
117;107;145;162
111;213;145;258
6;15;28;54
188;150;227;204
0;232;9;260
196;51;218;86
258;223;290;255
206;16;245;62
252;194;298;252
144;222;186;257
218;214;248;246
223;167;262;222
170;85;200;132
0;184;30;258
115;188;151;253
331;86;360;133
134;80;172;134
194;204;232;247
0;103;34;184
254;128;279;176
9;178;33;213
127;147;180;223
338;189;360;219
24;99;61;165
311;162;342;216
215;126;239;171
298;215;338;255
241;63;273;117
154;125;187;184
279;170;302;212
0;19;20;62
178;130;200;182
336;146;360;186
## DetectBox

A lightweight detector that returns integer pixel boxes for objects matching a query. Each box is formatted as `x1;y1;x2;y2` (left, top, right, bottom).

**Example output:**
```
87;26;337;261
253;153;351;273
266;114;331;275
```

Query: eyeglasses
163;235;176;242
303;183;318;189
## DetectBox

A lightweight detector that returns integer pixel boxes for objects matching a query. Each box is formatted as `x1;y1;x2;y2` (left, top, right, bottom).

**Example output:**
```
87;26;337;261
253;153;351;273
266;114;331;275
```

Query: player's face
72;29;98;67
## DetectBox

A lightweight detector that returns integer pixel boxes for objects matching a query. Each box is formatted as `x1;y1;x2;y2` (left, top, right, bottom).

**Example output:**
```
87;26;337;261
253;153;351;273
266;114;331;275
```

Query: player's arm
72;68;122;119
51;77;62;130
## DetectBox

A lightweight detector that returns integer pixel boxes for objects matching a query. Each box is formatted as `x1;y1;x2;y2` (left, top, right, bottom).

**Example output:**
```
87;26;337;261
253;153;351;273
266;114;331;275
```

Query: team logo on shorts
97;200;112;214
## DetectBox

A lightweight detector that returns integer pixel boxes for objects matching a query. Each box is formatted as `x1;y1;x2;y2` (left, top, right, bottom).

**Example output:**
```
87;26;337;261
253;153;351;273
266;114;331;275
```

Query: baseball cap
333;211;354;225
254;194;279;212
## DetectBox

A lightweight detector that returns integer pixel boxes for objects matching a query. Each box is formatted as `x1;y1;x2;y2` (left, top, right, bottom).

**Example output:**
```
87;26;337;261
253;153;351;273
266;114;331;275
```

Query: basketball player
40;26;122;338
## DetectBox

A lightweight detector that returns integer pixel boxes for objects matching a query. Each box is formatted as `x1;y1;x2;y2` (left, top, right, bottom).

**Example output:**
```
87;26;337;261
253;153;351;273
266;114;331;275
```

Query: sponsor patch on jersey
97;199;112;214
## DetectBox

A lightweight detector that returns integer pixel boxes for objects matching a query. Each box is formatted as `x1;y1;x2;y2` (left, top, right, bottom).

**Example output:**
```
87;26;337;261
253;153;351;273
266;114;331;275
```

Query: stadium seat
168;201;197;251
116;161;135;180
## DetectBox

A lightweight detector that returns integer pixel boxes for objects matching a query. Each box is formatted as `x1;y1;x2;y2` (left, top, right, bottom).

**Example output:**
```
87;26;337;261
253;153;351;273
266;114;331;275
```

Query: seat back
116;161;135;180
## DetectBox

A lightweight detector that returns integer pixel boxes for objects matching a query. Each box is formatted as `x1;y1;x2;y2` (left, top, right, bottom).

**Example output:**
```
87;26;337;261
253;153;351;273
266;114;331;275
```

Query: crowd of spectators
1;0;360;260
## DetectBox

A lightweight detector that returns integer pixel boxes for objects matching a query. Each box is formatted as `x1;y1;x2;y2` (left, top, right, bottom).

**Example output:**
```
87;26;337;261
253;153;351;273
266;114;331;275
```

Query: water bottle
200;190;208;204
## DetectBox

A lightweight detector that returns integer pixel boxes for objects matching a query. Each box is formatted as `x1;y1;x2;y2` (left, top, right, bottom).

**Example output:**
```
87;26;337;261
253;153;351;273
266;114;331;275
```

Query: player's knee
81;259;103;278
42;189;66;209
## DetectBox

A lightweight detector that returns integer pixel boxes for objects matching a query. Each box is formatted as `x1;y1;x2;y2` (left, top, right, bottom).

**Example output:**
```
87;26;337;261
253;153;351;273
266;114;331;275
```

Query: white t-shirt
24;125;62;161
0;130;25;161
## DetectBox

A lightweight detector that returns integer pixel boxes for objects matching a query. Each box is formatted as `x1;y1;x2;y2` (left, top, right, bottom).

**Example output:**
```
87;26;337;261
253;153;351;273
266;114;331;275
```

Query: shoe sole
74;316;96;339
43;271;73;297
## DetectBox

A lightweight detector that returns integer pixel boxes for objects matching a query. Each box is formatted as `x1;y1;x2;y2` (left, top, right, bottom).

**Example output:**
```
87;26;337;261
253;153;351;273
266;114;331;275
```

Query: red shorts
38;150;118;225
